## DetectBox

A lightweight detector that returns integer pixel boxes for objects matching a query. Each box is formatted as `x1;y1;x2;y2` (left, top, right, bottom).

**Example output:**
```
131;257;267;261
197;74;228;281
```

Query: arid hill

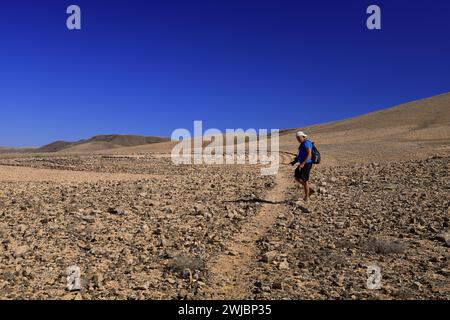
0;147;37;154
1;135;170;154
2;93;447;159
278;92;450;165
37;134;170;153
36;141;75;153
107;92;450;165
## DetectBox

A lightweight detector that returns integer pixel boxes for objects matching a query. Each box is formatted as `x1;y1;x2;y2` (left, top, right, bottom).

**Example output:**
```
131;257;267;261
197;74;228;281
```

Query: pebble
262;251;278;263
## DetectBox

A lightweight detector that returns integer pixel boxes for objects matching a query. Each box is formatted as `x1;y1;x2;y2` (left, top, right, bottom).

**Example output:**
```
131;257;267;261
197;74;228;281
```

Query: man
290;131;315;201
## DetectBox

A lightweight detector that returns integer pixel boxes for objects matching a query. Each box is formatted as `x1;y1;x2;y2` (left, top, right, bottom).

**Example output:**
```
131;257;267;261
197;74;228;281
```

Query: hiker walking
290;131;317;201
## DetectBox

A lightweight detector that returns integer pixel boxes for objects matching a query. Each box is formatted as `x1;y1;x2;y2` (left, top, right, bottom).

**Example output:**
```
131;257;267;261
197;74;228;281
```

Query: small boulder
262;251;277;263
278;259;290;270
436;232;450;247
107;207;128;215
13;245;30;258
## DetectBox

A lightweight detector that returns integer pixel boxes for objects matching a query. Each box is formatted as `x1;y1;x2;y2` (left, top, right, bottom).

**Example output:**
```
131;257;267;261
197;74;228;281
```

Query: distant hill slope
36;141;75;153
2;93;448;162
0;147;37;154
108;92;450;164
35;134;170;153
285;92;450;142
87;134;168;146
278;92;450;164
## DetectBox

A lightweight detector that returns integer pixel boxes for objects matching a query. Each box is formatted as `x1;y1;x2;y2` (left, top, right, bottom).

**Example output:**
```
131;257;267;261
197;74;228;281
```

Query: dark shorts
294;162;312;182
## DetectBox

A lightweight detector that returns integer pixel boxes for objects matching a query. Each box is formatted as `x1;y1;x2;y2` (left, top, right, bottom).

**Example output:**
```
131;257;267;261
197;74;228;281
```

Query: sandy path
0;165;157;183
204;167;291;299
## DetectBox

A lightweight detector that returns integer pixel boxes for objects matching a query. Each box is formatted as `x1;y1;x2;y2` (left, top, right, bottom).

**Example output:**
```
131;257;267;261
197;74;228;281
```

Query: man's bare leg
301;180;309;201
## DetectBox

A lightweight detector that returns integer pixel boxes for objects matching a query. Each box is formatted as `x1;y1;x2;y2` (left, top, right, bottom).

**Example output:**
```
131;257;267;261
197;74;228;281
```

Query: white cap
296;131;307;137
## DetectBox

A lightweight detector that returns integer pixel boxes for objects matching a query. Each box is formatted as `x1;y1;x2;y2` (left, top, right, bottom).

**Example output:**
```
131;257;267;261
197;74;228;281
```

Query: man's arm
290;149;301;165
290;158;297;165
299;147;312;168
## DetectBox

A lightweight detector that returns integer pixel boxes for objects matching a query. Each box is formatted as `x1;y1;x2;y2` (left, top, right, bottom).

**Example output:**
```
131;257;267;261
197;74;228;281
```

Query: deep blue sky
1;0;449;146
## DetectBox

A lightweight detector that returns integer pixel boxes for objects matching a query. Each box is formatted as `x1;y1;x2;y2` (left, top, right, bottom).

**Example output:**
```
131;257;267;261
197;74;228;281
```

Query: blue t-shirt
296;140;313;164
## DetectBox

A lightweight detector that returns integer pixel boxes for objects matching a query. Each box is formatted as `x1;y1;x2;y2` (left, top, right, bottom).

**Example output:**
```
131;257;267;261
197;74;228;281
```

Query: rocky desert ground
0;93;449;300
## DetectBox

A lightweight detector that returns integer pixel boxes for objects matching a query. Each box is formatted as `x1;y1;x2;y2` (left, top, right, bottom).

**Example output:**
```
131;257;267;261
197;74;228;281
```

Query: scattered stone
17;224;27;233
365;237;408;254
80;215;95;223
272;281;283;290
168;255;205;274
436;232;450;246
91;273;103;289
318;187;327;194
0;152;449;300
134;282;150;290
13;245;30;258
439;269;450;277
412;282;423;291
178;288;189;300
278;259;289;270
107;207;128;215
262;251;278;263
